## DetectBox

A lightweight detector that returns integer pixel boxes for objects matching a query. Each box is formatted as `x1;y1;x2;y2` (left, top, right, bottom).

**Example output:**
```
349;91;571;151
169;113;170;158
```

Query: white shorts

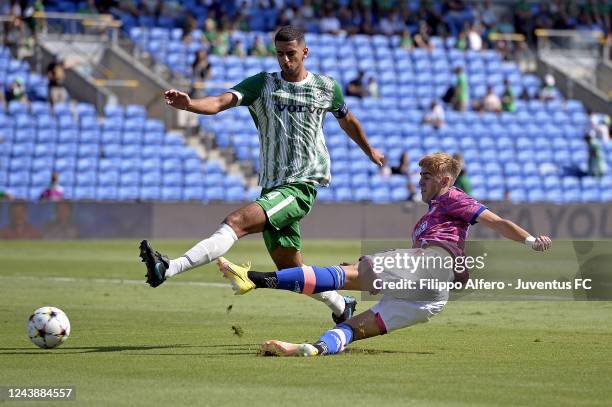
364;247;452;333
370;296;446;333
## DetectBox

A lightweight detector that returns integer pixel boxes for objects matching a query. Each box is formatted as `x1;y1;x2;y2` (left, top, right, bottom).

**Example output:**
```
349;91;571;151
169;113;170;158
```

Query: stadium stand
124;27;612;203
0;48;245;202
4;1;611;204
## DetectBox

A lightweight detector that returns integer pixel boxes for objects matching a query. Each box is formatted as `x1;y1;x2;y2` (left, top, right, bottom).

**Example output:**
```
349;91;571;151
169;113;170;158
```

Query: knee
223;213;244;234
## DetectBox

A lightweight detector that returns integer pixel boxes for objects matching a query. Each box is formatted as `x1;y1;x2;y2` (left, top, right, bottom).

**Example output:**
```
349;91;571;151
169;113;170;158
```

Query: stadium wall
538;57;611;115
2;202;612;240
102;46;178;128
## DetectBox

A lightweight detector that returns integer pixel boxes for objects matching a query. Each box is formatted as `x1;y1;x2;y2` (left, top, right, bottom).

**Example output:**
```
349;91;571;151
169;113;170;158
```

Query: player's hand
164;89;192;111
368;148;385;167
532;235;552;251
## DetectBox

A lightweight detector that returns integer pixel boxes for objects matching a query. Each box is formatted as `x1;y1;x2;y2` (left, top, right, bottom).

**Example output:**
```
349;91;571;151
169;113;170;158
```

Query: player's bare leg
141;202;267;287
343;310;385;340
269;246;303;269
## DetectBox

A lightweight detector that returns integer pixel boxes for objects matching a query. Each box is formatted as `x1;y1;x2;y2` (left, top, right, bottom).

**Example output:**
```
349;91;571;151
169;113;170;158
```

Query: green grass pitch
1;240;611;406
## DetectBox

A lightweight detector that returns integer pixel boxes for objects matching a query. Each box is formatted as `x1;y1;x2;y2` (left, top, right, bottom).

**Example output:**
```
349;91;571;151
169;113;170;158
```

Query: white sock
165;223;238;278
310;291;346;316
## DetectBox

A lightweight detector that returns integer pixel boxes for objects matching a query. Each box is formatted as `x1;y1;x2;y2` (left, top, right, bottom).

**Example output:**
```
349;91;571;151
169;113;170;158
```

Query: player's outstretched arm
476;209;552;251
164;89;238;115
337;111;384;166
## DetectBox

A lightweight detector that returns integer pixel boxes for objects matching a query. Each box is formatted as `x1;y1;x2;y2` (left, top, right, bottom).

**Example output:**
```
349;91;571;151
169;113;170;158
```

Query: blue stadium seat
96;186;118;200
77;157;97;172
371;187;390;203
55;143;78;158
29;169;51;187
141;171;162;187
76;171;97;187
206;186;224;201
31;155;53;171
8;101;29;115
163;172;183;187
143;130;165;146
116;186;137;200
124;119;144;132
31;101;51;116
10;141;33;157
36;114;57;129
102;119;123;132
224;187;246;202
104;105;125;118
76;103;96;118
14;128;36;143
79;130;100;144
97;157;119;172
354;187;371;201
183;186;204;200
581;190;600;203
80;116;99;131
33;143;54;158
160;187;182;201
58;130;78;144
58;115;77;130
125;104;146;118
120;171;140;186
315;187;333;202
98;170;120;186
138;186;159;200
78;143;99;157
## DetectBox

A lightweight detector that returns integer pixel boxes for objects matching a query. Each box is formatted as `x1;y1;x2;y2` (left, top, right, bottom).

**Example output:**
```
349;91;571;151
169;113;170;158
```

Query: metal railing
536;29;606;59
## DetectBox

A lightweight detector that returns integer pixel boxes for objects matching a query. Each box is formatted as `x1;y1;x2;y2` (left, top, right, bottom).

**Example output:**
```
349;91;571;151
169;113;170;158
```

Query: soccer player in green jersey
139;26;384;323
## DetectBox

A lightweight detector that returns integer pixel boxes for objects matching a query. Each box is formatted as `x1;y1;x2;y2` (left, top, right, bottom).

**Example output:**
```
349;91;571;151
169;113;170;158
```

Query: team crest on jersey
413;221;428;241
315;88;328;99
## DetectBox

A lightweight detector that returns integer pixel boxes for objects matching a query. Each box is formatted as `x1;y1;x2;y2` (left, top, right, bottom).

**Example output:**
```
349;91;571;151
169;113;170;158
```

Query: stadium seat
206;186;224;201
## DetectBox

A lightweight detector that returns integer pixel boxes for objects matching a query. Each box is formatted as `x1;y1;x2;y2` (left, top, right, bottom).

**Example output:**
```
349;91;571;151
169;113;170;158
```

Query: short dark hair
275;26;305;44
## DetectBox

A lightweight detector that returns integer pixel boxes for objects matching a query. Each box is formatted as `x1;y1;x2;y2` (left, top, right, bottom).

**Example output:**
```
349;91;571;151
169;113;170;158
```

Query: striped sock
248;265;346;294
313;323;354;355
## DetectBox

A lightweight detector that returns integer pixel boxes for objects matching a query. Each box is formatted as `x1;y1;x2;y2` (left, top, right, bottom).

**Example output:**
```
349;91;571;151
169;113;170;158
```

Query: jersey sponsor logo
274;103;325;114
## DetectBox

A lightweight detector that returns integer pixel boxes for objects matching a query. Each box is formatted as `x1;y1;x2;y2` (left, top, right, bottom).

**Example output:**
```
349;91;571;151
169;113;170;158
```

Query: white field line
0;275;229;288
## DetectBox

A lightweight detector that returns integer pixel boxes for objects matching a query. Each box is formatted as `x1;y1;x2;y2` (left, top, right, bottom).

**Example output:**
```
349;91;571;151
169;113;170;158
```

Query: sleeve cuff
228;89;243;107
332;103;349;118
469;205;487;225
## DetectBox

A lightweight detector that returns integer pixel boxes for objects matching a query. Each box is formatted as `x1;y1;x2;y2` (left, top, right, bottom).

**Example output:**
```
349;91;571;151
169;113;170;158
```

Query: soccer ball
27;306;71;349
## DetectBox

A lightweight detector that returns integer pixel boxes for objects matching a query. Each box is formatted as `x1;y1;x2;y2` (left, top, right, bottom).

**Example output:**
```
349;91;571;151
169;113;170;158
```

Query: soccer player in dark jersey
218;152;552;356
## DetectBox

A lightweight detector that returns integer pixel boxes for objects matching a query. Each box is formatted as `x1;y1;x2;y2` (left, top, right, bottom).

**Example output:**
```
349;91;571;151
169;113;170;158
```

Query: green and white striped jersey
229;71;347;189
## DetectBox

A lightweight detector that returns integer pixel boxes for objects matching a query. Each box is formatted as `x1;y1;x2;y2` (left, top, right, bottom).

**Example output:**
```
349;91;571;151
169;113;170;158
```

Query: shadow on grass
0;343;260;355
0;344;432;357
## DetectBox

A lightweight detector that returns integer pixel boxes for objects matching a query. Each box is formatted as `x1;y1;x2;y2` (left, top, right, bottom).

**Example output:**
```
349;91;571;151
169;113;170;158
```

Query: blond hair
418;152;462;179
